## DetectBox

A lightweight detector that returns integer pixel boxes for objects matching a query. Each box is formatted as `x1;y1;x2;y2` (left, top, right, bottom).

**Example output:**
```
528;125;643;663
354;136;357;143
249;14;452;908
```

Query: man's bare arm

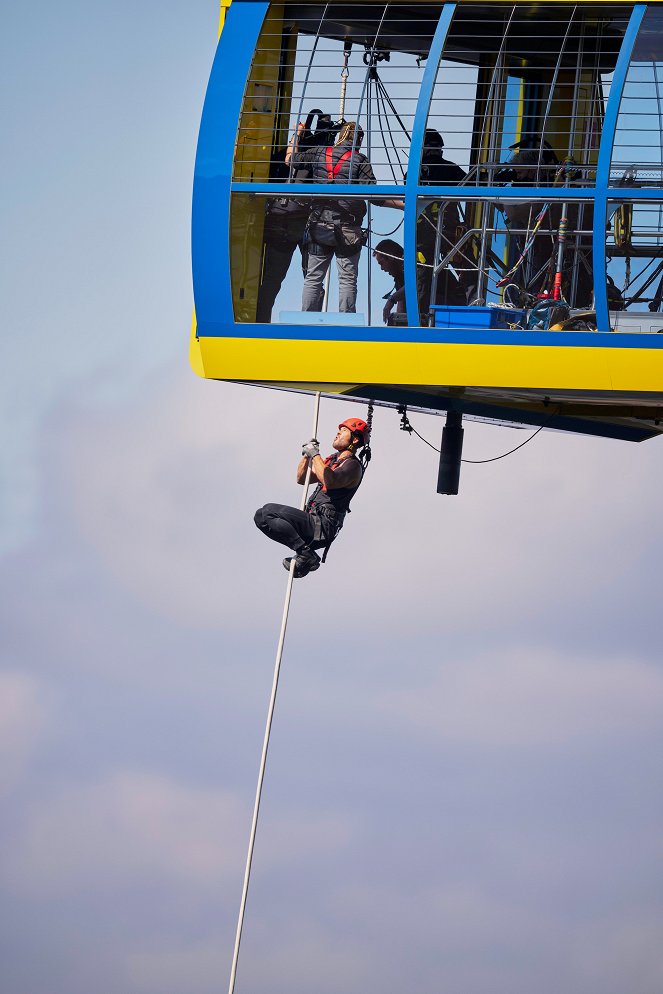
296;455;311;484
372;197;405;210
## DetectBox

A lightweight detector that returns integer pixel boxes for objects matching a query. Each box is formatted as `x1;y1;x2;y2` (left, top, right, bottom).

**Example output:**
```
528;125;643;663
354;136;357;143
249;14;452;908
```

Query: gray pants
301;250;361;312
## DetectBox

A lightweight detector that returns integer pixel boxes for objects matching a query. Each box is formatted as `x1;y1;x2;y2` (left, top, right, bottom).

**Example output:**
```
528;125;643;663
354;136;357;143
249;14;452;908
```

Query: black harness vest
306;453;363;548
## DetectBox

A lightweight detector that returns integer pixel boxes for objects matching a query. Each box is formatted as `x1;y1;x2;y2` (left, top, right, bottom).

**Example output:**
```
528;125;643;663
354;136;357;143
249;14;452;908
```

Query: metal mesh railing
226;2;663;333
612;10;663;186
426;3;632;187
232;3;442;185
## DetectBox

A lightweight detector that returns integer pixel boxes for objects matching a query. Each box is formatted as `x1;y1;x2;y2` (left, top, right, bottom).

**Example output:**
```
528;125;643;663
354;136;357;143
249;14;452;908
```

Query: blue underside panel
348;385;659;442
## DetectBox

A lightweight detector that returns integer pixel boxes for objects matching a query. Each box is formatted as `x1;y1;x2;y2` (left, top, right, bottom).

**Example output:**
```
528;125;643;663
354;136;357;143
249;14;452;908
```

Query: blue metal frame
192;1;269;333
404;2;456;328
360;385;658;442
593;3;647;333
231;182;618;200
193;0;663;350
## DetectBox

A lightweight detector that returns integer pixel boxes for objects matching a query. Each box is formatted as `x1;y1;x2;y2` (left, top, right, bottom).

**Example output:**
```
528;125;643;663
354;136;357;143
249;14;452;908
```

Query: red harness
316;453;358;493
319;454;335;493
325;146;352;181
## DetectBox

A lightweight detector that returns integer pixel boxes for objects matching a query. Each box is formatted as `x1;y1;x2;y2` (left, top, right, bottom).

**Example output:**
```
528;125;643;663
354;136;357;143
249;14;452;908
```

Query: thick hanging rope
227;391;322;994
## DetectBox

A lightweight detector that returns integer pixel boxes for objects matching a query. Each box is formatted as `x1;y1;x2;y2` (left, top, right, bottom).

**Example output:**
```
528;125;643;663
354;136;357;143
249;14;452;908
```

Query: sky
2;3;663;994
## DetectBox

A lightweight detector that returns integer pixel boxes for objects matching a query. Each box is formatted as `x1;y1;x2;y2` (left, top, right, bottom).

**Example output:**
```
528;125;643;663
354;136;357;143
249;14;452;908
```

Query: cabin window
417;194;595;315
606;200;663;325
230;191;416;325
424;3;631;186
223;1;663;332
233;2;443;185
612;7;663;186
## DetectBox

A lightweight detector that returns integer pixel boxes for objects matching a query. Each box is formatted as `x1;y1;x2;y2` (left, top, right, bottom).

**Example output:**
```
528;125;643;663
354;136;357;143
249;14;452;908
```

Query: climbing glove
302;439;320;459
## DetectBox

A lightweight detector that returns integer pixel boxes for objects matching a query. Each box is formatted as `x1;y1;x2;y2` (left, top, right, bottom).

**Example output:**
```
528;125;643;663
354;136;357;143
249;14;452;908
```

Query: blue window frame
192;1;663;352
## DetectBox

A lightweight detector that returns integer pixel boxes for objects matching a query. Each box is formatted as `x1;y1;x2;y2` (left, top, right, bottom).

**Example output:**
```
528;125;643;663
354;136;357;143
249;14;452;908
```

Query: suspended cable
380;95;406;181
371;218;404;237
374;73;400;185
461;422;550;463
374;70;407;179
227;392;322;994
398;406;560;464
374;71;411;142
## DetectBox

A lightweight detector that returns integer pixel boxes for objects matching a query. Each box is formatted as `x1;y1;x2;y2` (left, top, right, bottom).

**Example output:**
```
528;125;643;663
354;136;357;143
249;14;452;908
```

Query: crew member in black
417;129;468;315
254;417;369;578
374;239;407;323
288;121;403;312
256;114;334;323
419;128;467;186
255;195;311;323
373;238;428;324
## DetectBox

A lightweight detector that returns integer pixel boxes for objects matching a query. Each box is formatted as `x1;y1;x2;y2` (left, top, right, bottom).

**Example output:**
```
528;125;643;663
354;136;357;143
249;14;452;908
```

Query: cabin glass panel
231;191;412;324
424;4;631;185
607;200;663;324
417;193;596;316
222;1;663;333
611;6;663;186
233;2;443;185
231;1;444;326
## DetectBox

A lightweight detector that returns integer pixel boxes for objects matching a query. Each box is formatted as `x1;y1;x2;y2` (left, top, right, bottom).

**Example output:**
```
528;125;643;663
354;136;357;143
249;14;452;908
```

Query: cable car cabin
192;0;663;443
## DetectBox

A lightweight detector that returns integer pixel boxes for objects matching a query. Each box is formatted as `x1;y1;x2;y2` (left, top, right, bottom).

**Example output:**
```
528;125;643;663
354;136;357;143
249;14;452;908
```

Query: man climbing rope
254;417;370;578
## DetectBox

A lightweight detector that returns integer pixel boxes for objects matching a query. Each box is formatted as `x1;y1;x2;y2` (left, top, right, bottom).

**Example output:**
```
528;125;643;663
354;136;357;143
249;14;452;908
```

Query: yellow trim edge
190;332;663;394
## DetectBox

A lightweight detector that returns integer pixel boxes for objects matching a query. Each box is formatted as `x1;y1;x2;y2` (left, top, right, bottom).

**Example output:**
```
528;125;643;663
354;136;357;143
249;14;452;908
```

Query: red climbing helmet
338;417;370;444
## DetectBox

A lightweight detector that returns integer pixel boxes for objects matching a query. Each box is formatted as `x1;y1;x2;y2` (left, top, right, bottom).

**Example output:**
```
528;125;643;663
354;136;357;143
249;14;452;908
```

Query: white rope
227;391;322;994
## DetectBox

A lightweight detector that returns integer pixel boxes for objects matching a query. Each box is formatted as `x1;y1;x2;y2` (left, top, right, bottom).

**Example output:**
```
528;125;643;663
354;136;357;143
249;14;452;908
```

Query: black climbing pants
255;214;308;323
254;503;316;554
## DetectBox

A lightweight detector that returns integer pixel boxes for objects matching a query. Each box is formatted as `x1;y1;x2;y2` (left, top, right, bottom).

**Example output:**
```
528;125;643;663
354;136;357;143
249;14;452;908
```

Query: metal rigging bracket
362;45;390;66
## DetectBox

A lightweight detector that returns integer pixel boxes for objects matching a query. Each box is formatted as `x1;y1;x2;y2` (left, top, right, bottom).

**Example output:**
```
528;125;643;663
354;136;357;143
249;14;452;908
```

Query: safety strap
307;454;334;506
311;450;365;563
325;147;352;181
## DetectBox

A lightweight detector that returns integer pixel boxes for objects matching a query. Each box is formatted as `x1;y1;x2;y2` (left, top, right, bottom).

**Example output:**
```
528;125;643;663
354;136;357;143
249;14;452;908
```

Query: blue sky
2;3;663;994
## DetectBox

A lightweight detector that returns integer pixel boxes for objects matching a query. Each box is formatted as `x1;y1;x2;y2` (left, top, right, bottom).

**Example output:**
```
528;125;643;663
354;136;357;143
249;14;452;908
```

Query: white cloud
0;670;49;795
377;646;663;747
1;768;356;901
126;942;228;994
131;875;663;994
61;374;318;628
576;915;663;993
127;922;372;994
2;771;246;898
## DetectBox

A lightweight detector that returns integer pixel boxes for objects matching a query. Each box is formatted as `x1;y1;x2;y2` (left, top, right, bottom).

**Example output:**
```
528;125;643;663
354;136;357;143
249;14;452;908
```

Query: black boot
282;548;321;578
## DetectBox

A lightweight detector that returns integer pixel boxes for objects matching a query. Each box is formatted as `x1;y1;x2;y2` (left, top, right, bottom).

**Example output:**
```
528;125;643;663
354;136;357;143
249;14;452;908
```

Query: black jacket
292;142;376;223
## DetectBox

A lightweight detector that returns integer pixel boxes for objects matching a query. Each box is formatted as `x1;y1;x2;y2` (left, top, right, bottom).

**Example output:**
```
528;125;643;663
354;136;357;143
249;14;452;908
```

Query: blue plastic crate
432;305;525;330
